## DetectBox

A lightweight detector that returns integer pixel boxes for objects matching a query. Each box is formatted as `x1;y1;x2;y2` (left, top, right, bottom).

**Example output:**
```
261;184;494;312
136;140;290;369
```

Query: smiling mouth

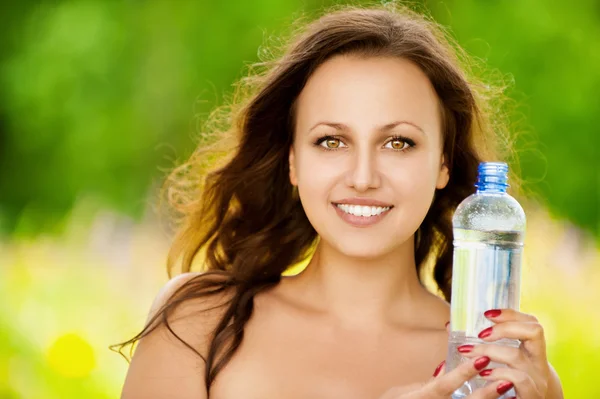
331;202;393;227
334;203;392;217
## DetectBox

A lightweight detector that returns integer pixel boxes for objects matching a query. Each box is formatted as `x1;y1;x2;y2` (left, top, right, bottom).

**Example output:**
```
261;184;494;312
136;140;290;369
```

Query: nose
345;147;381;192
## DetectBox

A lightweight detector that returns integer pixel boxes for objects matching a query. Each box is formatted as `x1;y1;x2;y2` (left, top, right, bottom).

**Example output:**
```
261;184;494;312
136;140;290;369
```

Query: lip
332;202;393;227
332;197;394;207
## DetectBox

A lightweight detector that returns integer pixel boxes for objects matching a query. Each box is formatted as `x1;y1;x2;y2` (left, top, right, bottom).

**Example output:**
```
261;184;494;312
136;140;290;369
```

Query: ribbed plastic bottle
445;162;526;399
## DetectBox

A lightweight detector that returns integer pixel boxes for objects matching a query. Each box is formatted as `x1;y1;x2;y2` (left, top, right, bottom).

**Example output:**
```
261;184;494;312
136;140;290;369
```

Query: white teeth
336;204;390;217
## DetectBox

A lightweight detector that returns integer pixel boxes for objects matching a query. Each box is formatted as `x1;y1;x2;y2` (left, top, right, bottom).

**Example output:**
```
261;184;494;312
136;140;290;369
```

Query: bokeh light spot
47;333;96;378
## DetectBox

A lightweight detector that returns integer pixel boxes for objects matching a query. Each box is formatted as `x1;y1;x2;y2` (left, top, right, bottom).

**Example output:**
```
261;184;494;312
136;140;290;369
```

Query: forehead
295;55;442;136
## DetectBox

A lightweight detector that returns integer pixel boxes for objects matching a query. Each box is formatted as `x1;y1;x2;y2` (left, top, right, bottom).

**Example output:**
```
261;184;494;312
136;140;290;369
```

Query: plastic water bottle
445;162;526;399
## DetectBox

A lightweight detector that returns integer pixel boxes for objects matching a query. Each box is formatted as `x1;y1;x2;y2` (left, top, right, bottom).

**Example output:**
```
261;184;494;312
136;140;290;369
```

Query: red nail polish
478;327;493;339
497;381;514;395
474;356;490;370
479;369;493;377
484;309;502;318
433;360;445;377
457;344;474;353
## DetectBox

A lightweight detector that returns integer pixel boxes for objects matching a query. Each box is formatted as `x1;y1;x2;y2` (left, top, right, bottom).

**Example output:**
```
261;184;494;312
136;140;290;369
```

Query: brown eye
326;138;341;148
391;139;405;149
315;136;347;150
385;138;409;151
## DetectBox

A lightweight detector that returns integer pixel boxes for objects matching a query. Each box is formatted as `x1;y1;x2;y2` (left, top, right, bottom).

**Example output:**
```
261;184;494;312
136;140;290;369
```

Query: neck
289;235;431;329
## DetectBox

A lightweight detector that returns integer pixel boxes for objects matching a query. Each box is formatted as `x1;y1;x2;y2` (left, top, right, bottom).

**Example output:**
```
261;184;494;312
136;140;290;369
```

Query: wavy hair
112;2;515;391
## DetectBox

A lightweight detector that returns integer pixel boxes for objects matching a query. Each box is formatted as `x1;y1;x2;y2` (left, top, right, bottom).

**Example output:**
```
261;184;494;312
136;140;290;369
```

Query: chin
326;236;402;260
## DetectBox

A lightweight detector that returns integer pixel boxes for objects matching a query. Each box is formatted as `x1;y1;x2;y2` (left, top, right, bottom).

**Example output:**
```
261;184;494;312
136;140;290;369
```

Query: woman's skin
121;55;563;399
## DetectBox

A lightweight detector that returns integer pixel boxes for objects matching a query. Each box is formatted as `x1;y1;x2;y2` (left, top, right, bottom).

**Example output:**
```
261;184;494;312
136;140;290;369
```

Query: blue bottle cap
475;162;509;192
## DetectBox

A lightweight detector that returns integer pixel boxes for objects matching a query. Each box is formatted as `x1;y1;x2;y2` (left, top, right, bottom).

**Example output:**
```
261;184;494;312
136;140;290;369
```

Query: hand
378;356;519;399
456;308;563;399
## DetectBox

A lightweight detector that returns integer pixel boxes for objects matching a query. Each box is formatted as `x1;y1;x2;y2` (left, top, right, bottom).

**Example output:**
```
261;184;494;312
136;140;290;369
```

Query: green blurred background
0;0;598;398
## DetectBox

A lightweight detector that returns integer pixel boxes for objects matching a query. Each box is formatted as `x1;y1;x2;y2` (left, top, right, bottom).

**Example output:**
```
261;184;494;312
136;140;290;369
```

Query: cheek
386;156;441;228
294;152;338;208
389;156;439;194
295;150;339;192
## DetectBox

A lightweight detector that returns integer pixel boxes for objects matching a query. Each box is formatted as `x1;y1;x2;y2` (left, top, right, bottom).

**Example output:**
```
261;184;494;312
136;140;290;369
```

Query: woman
116;4;564;398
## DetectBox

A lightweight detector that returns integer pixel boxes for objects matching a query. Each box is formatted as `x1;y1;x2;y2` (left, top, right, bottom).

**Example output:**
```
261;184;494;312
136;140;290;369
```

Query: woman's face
289;55;449;259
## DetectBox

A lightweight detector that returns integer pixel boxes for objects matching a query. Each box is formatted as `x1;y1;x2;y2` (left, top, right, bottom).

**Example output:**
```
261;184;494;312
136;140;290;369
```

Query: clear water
446;228;523;399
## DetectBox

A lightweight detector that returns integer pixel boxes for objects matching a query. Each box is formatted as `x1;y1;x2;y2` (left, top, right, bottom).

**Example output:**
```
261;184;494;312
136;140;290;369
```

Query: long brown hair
113;2;514;391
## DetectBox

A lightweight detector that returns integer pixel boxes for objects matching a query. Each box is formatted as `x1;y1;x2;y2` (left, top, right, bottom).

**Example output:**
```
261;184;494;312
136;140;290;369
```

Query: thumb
432;360;446;378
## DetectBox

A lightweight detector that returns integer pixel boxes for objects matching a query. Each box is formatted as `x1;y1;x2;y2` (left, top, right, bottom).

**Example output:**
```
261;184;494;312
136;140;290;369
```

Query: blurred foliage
0;0;598;238
0;0;311;236
427;0;600;239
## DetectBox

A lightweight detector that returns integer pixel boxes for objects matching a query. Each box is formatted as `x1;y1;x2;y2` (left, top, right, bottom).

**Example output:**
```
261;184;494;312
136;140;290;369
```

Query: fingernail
445;321;450;328
478;327;493;339
497;381;514;395
474;356;490;370
479;369;493;377
484;309;502;318
433;360;445;377
457;344;474;353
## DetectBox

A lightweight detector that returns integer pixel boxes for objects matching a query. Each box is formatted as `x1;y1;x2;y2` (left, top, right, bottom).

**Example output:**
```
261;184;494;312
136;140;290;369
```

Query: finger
445;321;450;333
423;356;491;397
477;321;547;359
468;380;516;399
483;308;538;324
478;367;543;398
432;360;445;378
458;343;529;370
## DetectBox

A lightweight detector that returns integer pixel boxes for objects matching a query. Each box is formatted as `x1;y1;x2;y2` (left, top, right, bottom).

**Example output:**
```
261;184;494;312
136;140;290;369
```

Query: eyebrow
308;120;426;135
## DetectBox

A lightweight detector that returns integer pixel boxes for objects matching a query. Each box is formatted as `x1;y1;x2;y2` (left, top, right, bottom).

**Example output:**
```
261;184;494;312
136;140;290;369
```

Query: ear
436;154;450;189
289;145;298;186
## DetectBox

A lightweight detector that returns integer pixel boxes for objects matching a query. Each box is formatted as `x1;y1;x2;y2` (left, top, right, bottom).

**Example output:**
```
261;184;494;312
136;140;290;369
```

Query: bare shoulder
121;271;234;399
